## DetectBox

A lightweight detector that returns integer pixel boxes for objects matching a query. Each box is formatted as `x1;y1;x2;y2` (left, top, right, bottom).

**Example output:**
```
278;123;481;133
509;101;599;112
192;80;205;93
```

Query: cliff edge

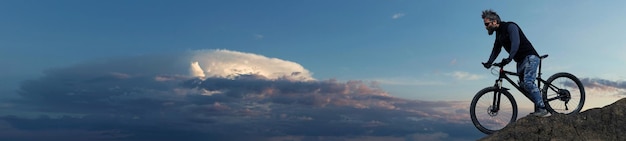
480;98;626;141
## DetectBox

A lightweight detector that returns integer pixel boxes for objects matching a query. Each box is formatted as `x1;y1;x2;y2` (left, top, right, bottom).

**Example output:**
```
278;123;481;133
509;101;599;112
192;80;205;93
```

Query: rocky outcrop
480;98;626;141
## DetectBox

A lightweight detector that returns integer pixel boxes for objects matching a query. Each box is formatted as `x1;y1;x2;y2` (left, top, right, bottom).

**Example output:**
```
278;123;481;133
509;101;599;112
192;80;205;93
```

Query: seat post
537;54;547;90
538;59;542;78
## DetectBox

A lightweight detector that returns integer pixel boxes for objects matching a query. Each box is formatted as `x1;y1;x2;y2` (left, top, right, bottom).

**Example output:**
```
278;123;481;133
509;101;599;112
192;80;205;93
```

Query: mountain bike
469;54;585;134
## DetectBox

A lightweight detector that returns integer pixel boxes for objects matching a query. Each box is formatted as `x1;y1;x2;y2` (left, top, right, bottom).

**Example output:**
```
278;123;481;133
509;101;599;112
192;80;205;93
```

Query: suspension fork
491;79;504;112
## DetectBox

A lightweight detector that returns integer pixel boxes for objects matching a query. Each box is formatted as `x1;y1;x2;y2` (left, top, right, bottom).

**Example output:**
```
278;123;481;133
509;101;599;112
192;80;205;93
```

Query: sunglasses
484;22;491;26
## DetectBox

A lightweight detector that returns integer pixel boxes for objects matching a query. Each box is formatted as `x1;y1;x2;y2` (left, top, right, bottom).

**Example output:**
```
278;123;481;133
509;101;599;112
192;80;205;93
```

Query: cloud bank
2;49;482;141
579;78;626;97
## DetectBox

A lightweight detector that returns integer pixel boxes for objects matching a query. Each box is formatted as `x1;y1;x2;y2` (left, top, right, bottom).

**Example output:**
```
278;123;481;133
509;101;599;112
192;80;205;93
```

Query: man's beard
487;27;496;35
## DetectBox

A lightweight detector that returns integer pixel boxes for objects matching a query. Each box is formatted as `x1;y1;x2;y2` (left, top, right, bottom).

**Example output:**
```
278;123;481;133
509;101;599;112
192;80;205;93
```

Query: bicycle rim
543;73;585;114
470;87;517;134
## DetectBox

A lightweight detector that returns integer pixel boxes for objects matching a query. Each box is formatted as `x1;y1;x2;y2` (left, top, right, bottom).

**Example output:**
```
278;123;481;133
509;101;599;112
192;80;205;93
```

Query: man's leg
521;55;547;115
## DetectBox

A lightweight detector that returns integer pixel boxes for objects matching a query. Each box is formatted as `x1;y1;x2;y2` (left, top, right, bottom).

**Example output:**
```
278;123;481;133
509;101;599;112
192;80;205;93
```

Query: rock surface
480;98;626;141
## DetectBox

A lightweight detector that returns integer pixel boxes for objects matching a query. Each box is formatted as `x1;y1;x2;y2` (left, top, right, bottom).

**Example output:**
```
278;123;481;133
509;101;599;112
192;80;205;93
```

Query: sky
1;0;626;141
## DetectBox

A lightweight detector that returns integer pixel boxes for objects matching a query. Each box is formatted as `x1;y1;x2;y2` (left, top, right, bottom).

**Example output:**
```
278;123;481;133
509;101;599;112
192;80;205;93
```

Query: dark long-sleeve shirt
486;22;539;64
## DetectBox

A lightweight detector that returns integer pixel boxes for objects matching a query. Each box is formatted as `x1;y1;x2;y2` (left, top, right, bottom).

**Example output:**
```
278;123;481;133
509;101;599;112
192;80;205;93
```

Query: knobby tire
541;72;585;115
470;87;518;134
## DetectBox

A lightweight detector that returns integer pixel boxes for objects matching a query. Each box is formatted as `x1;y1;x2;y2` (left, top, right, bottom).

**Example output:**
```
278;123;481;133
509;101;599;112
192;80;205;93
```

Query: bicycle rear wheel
542;72;585;115
470;87;518;134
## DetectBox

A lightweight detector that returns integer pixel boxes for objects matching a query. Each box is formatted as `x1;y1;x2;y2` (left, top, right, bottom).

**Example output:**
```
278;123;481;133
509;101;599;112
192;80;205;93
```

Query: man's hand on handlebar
481;62;492;69
482;58;512;69
501;58;512;66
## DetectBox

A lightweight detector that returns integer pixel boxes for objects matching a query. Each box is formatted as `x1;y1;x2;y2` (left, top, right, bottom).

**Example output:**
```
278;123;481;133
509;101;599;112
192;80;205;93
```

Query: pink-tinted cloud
579;78;626;96
3;50;483;140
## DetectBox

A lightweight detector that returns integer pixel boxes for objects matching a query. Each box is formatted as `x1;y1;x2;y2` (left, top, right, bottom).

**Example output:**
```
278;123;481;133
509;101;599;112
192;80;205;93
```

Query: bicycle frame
490;55;555;111
493;66;543;103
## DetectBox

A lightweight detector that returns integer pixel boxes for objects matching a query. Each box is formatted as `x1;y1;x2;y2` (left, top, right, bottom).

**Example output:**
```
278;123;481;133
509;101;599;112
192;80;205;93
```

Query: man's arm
506;24;520;60
486;41;501;64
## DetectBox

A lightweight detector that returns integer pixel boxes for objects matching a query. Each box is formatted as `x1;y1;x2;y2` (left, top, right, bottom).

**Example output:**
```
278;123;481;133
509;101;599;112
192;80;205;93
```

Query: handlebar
490;62;517;76
486;54;548;76
492;62;507;68
491;54;549;68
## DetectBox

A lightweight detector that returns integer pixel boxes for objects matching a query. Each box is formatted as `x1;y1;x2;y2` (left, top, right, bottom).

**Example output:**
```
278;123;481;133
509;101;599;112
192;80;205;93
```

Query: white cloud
189;49;315;81
392;13;405;19
254;34;264;39
446;71;484;81
190;61;205;78
449;59;457;66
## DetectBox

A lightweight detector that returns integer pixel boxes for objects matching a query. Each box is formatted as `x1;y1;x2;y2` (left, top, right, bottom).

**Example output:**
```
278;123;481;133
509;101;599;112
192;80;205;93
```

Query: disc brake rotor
488;106;498;116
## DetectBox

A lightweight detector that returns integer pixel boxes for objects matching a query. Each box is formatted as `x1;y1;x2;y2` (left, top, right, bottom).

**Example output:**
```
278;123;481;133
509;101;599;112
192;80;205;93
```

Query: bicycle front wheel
470;87;518;134
542;72;585;115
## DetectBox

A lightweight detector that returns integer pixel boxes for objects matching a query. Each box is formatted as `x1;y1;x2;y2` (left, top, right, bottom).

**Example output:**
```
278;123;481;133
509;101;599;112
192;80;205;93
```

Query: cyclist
480;9;548;117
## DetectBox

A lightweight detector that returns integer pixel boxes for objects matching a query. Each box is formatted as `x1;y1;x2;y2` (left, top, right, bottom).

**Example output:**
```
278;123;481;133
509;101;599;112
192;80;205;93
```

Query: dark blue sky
1;0;626;140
